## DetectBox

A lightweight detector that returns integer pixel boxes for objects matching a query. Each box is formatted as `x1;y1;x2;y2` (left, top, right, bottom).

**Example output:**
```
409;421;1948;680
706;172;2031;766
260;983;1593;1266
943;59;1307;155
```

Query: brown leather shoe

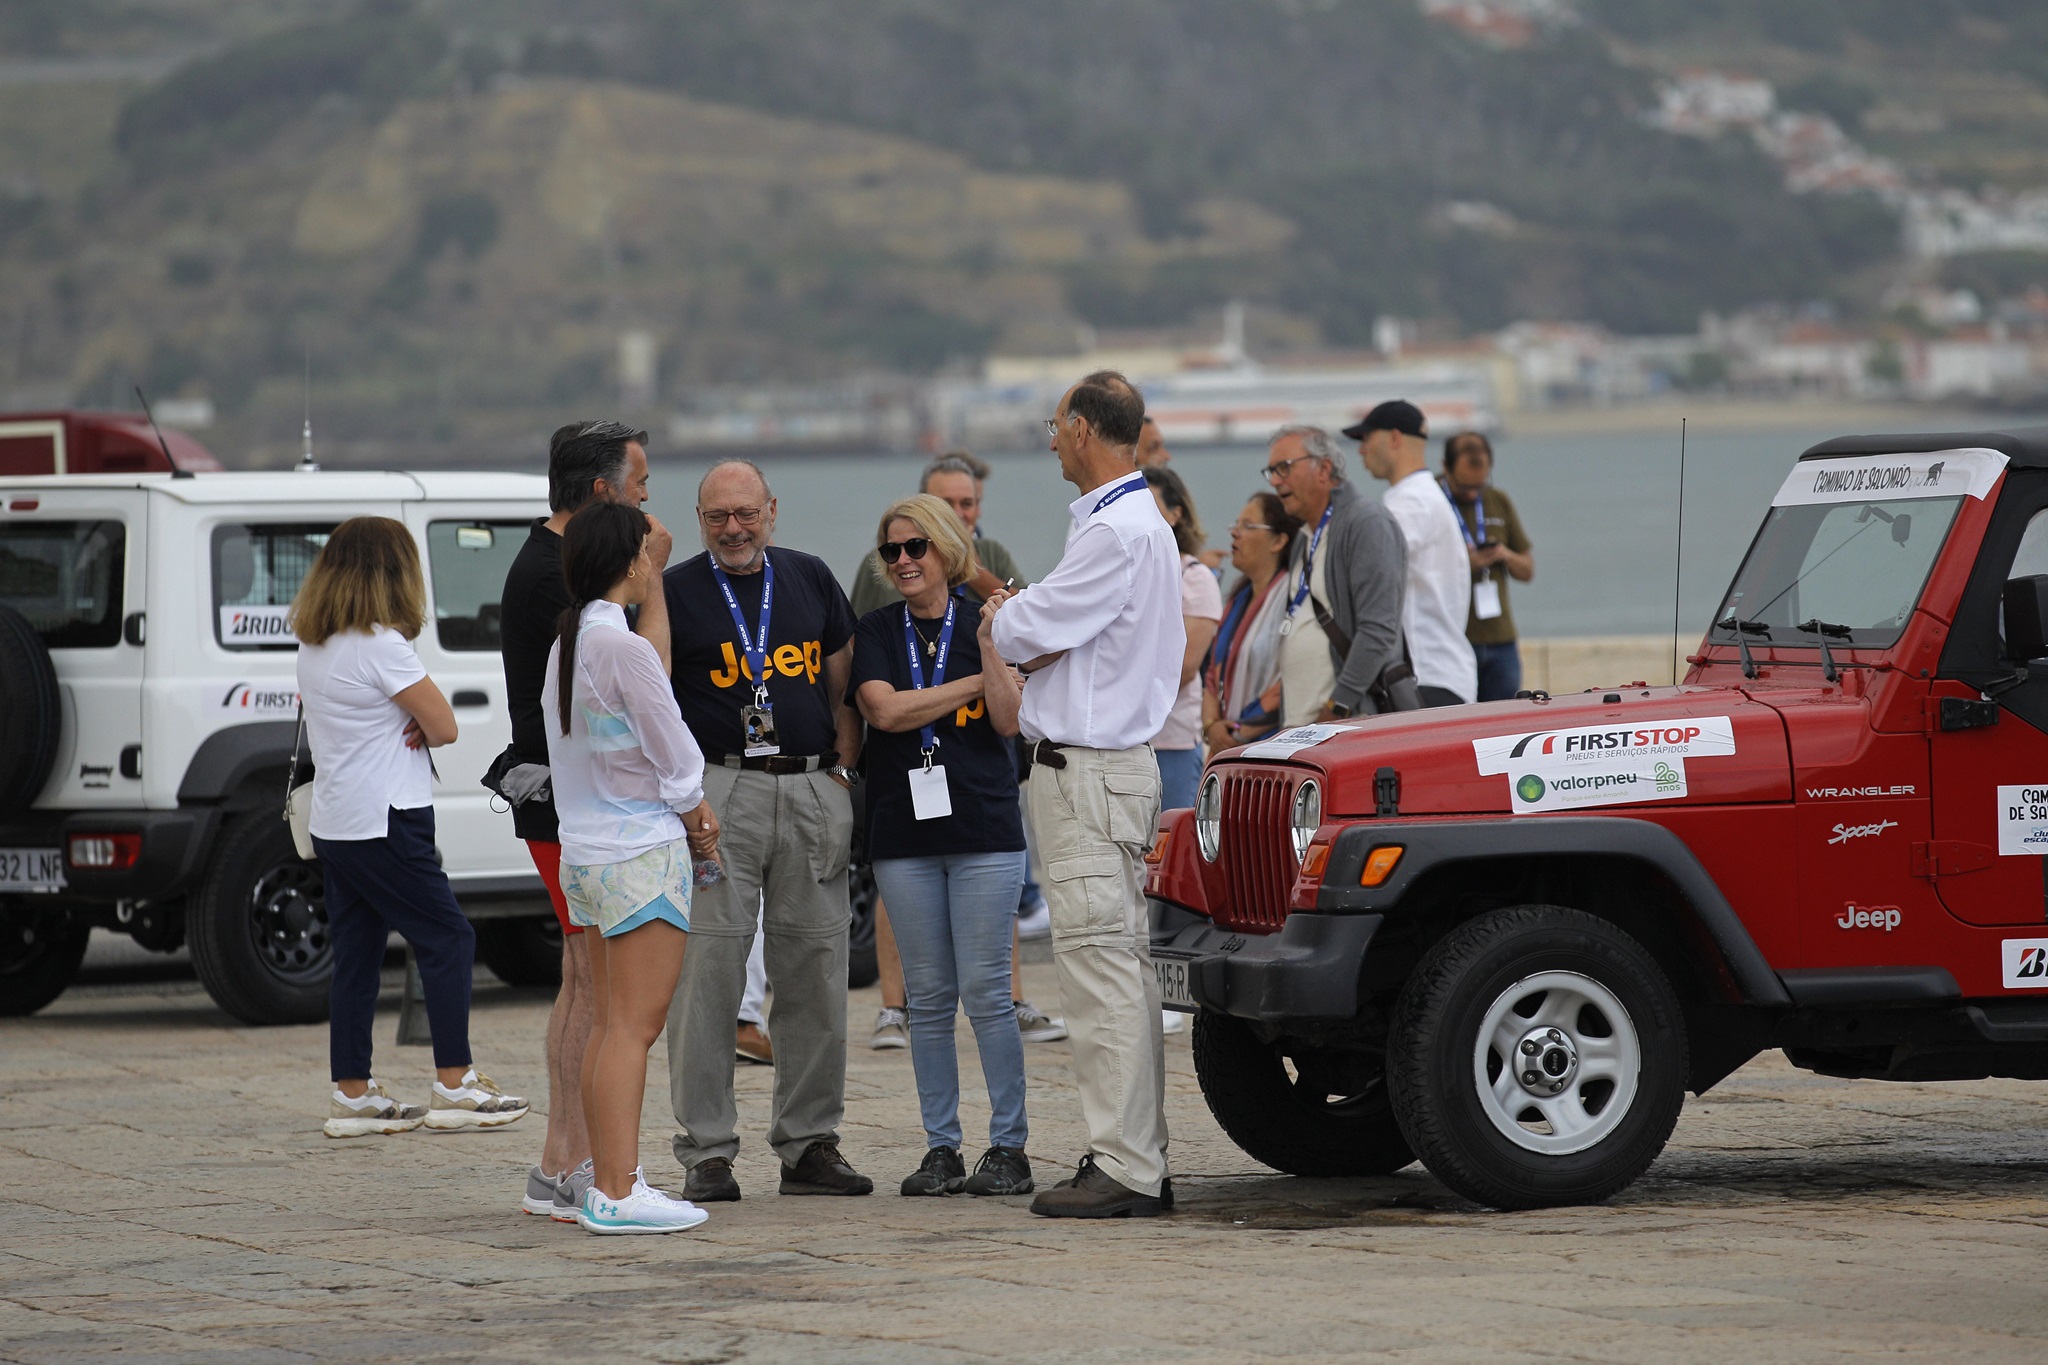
778;1141;875;1196
1029;1155;1165;1219
735;1022;774;1065
683;1156;742;1203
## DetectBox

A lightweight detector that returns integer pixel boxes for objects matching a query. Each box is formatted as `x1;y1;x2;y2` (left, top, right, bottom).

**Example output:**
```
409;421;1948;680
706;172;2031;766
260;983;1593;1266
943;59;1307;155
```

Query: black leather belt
714;753;830;774
1027;739;1071;771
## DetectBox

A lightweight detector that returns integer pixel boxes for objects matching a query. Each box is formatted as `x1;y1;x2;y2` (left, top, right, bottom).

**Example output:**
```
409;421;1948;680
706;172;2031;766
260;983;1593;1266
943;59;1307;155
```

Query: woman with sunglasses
849;494;1032;1198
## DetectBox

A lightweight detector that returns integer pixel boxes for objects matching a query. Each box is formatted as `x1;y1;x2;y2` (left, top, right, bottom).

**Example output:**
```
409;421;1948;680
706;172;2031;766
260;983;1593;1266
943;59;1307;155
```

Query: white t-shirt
1279;541;1337;726
296;625;432;841
1154;554;1225;751
1383;470;1479;703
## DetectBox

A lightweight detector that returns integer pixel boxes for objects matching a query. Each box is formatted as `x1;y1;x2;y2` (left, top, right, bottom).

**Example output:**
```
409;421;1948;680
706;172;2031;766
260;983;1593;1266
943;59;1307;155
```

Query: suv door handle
452;690;489;707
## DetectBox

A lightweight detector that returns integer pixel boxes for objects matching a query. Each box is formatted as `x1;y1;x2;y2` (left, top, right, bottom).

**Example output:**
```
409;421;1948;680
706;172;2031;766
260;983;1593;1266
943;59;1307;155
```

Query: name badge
909;764;952;820
1472;578;1504;621
741;702;780;757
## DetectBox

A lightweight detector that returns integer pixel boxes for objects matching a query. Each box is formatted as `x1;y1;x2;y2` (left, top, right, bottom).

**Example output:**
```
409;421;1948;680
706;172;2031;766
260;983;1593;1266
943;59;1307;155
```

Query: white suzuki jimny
0;466;559;1022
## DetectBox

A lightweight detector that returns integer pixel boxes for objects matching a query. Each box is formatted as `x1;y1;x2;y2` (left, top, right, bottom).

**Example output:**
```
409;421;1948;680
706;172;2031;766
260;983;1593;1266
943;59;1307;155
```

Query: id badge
909;764;952;820
1472;577;1504;621
740;702;781;757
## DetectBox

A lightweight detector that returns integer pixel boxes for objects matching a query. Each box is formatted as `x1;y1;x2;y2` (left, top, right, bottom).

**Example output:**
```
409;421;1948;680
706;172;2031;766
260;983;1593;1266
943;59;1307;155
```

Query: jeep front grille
1217;767;1296;931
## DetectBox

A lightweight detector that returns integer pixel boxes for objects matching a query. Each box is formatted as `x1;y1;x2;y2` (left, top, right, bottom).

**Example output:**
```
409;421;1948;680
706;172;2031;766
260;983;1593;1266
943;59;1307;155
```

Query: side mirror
2002;576;2048;660
1891;512;1912;545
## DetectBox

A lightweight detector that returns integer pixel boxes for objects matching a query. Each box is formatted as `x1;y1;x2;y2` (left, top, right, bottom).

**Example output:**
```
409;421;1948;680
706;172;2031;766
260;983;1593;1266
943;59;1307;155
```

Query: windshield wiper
1795;619;1851;683
1715;614;1768;679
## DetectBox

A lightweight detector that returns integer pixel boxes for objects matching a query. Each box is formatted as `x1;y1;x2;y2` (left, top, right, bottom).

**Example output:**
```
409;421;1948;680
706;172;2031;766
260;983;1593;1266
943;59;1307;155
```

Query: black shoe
683;1156;742;1203
962;1145;1033;1196
899;1145;966;1196
1028;1154;1164;1219
1159;1176;1174;1212
779;1141;875;1196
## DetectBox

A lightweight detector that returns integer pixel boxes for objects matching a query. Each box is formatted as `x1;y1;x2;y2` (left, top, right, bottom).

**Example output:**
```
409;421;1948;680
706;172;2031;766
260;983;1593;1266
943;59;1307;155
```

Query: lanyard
712;552;774;705
1441;480;1488;549
1285;503;1335;621
1091;474;1149;516
903;594;959;761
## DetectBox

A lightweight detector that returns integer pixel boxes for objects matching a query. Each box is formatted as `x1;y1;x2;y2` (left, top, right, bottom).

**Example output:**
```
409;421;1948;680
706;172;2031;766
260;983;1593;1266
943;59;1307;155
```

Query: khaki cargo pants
1027;743;1168;1196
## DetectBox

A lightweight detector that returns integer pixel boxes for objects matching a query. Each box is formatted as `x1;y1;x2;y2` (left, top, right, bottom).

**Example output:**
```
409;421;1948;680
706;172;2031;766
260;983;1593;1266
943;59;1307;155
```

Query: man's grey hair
1270;424;1345;481
697;457;774;503
920;452;989;490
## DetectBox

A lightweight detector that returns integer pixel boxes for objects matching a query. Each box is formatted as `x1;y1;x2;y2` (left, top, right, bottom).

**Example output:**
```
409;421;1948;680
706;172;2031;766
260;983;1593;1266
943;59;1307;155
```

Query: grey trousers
668;766;854;1169
1027;743;1169;1196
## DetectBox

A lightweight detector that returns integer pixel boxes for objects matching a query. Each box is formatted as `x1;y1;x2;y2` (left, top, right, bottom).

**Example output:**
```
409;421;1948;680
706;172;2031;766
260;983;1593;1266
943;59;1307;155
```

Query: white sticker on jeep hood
1772;447;2007;507
1239;724;1346;760
1474;717;1736;815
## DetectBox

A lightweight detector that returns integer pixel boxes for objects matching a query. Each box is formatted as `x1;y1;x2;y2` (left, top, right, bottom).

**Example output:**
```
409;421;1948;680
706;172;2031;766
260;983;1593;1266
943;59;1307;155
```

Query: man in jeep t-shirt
660;458;874;1203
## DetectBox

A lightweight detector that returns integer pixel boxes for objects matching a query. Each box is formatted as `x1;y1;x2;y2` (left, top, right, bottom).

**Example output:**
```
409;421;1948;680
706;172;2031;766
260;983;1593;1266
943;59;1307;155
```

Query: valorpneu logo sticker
1473;717;1737;814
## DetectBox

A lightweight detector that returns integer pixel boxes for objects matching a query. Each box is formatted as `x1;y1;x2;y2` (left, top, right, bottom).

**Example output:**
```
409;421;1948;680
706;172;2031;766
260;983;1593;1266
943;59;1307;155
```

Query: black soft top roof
1801;425;2048;467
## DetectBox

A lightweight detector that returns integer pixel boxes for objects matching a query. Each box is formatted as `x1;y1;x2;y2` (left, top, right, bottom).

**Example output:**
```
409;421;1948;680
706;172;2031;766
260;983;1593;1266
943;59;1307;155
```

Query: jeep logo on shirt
709;639;823;688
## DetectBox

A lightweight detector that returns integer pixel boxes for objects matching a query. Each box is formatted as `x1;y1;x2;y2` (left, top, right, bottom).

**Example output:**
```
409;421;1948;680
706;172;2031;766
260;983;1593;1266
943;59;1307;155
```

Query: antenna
1670;416;1687;684
133;385;193;479
297;346;320;472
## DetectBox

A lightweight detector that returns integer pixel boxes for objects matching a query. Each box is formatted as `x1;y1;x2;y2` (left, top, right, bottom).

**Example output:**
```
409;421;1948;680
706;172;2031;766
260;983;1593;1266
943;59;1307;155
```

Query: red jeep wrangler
1148;426;2048;1210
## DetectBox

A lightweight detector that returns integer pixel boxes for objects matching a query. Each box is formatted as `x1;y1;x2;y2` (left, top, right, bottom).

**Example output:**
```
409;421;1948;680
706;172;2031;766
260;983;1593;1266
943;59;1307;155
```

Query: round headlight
1290;779;1322;863
1196;771;1222;862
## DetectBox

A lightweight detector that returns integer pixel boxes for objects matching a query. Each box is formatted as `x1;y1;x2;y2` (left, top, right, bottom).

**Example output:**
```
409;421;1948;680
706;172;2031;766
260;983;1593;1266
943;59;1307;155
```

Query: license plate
1154;954;1196;1012
0;847;65;893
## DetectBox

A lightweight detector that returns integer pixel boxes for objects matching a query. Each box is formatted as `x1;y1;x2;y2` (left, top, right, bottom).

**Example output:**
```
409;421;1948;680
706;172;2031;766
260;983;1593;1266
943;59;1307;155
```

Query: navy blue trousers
314;806;475;1080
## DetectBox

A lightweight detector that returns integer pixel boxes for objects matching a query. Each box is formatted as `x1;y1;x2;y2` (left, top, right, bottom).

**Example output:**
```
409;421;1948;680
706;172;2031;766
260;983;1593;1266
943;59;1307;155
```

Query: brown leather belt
714;753;830;775
1027;739;1072;771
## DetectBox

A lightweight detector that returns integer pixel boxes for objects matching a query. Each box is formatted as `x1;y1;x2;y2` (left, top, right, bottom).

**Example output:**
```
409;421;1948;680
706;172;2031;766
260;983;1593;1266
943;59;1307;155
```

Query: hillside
2;0;2047;458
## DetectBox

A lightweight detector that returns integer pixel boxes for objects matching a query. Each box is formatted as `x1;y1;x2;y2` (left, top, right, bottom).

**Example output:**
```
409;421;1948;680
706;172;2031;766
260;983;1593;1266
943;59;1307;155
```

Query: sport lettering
709;638;822;688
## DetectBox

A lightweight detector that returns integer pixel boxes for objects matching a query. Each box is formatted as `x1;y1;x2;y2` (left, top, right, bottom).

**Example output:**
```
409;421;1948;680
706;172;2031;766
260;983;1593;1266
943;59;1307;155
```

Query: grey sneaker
871;1006;909;1050
522;1164;560;1216
322;1081;426;1139
424;1069;530;1130
551;1159;594;1223
900;1145;966;1196
962;1145;1034;1196
1015;1000;1067;1044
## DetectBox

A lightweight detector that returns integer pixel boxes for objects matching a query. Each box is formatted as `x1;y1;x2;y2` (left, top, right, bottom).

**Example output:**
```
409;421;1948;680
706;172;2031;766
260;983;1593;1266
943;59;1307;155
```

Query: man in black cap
1346;400;1477;707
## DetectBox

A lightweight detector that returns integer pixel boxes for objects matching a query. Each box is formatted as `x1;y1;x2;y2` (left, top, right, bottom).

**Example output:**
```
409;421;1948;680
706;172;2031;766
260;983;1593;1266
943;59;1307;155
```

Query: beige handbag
284;703;315;860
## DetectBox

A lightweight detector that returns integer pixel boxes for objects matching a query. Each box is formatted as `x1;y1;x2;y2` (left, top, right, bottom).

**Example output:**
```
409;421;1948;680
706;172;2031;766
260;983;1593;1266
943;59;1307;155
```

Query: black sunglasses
878;538;931;564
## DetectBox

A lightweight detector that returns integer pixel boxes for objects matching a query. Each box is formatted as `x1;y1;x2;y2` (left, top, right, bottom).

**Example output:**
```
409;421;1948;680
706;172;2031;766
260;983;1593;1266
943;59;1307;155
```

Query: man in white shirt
983;370;1184;1218
1347;400;1478;706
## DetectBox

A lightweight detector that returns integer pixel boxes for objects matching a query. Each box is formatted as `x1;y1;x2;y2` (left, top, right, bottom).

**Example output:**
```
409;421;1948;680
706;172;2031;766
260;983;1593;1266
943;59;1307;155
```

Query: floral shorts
560;841;692;939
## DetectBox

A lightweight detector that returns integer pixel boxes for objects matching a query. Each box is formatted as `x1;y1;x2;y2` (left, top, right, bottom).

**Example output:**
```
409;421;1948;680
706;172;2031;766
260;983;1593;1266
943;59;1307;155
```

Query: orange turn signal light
1144;831;1171;866
1359;845;1404;887
1300;843;1330;878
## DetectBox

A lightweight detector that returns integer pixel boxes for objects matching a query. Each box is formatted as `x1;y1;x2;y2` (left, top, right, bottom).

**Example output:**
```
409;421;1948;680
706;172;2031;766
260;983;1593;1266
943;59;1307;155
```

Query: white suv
0;468;556;1022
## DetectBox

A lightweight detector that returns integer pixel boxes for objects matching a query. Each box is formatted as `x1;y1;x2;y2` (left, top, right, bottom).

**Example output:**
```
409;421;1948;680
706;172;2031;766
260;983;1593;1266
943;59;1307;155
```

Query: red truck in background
1148;424;2048;1211
0;411;223;476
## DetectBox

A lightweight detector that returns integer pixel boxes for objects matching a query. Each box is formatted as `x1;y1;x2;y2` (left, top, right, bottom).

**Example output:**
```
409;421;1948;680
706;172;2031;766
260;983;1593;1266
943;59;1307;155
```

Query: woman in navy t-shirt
849;494;1031;1198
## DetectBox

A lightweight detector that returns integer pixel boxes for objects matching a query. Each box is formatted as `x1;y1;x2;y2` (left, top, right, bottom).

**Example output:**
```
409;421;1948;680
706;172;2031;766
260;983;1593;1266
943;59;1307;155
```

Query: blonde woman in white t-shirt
292;517;528;1140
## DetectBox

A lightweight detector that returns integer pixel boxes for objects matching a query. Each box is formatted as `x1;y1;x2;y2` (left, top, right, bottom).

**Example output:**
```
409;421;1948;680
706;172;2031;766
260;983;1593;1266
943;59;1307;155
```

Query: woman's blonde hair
876;494;974;588
290;516;427;645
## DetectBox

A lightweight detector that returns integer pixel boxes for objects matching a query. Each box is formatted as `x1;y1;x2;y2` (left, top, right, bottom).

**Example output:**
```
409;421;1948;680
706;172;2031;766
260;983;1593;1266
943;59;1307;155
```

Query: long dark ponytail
556;501;651;735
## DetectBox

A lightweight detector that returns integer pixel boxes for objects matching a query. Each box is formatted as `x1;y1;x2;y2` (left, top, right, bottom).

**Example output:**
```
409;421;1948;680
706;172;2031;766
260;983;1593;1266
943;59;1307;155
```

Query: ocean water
641;417;1994;641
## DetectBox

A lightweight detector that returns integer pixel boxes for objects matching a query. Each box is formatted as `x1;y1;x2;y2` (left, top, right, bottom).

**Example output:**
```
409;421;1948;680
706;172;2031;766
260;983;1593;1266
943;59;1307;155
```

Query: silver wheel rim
1471;969;1640;1156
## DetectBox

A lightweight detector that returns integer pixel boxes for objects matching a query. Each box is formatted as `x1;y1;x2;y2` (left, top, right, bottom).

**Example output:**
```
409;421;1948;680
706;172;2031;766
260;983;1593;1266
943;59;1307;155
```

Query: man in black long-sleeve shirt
500;420;671;1220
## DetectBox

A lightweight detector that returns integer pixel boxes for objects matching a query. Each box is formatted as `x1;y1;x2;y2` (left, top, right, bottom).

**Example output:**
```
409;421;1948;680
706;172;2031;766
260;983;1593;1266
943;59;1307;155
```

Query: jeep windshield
1712;493;1962;650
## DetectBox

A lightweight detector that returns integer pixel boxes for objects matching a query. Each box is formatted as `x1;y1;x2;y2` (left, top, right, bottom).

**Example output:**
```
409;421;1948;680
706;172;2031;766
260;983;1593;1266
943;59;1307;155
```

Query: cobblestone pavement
5;954;2048;1364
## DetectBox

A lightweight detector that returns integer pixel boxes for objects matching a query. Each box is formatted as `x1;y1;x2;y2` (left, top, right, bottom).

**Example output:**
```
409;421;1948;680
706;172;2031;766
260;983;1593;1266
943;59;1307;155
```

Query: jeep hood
1222;686;1792;817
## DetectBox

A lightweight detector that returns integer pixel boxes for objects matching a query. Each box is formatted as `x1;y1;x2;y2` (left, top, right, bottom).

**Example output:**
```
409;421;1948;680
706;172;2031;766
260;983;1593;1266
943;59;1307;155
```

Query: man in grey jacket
1263;425;1408;722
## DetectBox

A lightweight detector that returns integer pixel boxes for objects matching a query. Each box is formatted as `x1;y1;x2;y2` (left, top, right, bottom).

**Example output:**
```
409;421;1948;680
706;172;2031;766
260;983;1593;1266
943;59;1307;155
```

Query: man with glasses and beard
661;459;874;1202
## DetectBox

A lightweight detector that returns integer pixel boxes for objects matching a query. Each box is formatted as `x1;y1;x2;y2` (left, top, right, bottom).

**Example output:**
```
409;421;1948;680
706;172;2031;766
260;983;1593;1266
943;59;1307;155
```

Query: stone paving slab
5;959;2048;1363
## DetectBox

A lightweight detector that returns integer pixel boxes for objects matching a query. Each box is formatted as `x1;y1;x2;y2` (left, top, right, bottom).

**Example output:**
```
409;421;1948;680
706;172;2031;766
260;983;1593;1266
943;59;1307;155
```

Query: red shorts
526;839;581;935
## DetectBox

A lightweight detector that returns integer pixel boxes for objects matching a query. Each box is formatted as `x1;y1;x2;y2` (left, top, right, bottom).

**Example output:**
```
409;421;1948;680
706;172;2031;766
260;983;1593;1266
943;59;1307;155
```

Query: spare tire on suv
0;603;61;812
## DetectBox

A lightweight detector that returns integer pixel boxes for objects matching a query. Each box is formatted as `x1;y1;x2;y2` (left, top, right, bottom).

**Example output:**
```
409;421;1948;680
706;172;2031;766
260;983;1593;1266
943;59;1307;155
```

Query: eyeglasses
1260;455;1312;480
1228;520;1274;534
699;506;764;528
1043;412;1079;438
878;538;931;564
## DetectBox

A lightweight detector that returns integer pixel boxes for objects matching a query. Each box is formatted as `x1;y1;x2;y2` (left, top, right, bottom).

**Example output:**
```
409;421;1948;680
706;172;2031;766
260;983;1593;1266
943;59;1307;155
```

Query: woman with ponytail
542;501;722;1235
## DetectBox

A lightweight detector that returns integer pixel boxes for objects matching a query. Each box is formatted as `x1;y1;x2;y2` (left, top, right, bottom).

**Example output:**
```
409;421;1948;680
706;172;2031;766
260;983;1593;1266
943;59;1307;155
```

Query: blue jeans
1154;746;1203;813
871;850;1029;1151
1473;640;1524;702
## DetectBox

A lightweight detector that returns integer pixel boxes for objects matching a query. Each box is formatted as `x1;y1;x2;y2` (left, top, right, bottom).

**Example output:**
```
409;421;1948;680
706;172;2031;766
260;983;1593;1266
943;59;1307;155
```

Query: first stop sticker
1997;785;2048;855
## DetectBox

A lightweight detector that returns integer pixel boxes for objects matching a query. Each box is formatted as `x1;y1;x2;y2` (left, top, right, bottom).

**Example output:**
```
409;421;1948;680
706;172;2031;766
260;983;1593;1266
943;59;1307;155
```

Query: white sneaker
871;1006;909;1050
1161;1009;1188;1036
1017;899;1051;941
424;1069;530;1130
1015;1000;1067;1044
578;1172;711;1235
322;1080;426;1138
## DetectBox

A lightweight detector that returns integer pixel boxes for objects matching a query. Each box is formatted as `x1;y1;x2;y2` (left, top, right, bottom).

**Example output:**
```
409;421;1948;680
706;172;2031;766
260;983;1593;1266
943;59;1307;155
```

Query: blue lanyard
903;594;959;759
1091;474;1148;516
1286;504;1334;621
1441;480;1487;549
712;553;774;704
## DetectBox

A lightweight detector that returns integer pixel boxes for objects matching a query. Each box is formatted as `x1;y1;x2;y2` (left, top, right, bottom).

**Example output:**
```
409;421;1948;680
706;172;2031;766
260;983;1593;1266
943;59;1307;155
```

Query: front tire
1388;905;1687;1211
1192;1010;1414;1177
0;899;90;1016
189;814;332;1025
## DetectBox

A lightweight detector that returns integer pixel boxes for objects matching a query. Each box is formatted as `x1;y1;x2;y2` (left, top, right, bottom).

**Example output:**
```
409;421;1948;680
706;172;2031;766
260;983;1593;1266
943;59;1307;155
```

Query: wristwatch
825;764;857;784
1326;702;1355;720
